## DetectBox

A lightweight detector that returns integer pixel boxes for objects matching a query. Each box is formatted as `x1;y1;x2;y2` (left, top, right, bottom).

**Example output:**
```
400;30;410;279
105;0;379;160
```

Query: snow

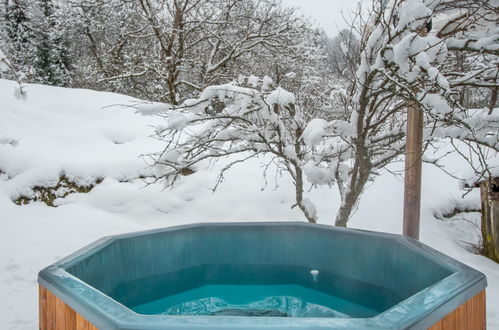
392;33;447;82
247;75;259;88
261;76;273;92
134;102;171;116
165;111;189;130
300;198;318;221
420;93;452;115
0;80;164;201
461;157;499;187
303;163;334;186
266;87;296;107
395;0;431;33
0;79;498;329
302;118;329;146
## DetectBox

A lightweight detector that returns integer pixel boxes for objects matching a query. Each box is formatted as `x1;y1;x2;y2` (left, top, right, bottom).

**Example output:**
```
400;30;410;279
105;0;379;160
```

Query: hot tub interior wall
67;225;453;315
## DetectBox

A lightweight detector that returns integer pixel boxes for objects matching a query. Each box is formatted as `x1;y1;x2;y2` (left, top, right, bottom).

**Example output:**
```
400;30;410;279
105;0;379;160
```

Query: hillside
0;79;497;329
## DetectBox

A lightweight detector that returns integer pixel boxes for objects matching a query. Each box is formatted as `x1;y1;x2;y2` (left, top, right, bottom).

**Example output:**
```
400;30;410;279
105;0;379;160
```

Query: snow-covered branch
149;76;331;223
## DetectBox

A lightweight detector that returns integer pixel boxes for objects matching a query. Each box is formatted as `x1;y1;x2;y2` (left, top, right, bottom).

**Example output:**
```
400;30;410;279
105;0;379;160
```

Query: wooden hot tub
39;223;487;329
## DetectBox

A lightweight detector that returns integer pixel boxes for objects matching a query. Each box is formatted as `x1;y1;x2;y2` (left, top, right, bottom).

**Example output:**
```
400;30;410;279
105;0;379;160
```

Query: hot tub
38;222;487;329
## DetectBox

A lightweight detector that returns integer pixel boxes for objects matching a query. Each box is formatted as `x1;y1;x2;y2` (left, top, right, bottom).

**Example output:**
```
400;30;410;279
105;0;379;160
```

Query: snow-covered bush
149;76;326;223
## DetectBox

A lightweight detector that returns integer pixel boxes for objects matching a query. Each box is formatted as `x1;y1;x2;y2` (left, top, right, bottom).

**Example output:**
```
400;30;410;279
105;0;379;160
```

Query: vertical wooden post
403;99;423;240
403;25;428;240
480;177;499;262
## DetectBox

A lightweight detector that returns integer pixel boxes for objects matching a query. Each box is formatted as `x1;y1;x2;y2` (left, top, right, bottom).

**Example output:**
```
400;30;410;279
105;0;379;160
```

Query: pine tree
3;0;32;75
32;0;70;86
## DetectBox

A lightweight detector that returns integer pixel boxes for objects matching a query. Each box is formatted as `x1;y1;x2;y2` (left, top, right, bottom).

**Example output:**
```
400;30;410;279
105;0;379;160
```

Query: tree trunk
294;165;316;224
292;130;316;224
335;157;371;227
165;4;183;105
480;178;499;263
335;191;359;227
488;87;497;115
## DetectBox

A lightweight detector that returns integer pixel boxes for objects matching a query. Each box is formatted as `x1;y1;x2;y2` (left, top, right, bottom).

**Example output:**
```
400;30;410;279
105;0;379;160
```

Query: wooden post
480;177;499;262
402;26;428;240
403;99;423;240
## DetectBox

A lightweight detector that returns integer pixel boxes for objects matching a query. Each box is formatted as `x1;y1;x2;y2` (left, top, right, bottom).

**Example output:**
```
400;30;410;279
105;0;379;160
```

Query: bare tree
65;0;312;104
148;76;327;223
322;0;498;226
149;0;497;227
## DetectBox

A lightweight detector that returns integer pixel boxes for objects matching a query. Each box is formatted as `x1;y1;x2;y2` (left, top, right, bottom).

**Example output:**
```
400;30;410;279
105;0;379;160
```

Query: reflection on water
132;284;374;318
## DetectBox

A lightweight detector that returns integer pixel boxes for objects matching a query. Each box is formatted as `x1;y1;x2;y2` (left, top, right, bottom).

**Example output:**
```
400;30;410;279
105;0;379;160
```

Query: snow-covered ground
0;79;497;329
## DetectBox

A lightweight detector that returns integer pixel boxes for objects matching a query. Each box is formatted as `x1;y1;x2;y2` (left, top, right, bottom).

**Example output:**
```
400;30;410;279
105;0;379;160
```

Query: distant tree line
0;0;340;104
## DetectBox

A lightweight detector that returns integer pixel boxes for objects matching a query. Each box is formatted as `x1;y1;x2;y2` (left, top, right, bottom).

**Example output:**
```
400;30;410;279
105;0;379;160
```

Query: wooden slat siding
40;284;486;330
39;285;48;330
76;313;97;330
46;286;56;330
39;285;98;330
429;290;486;330
431;321;443;330
55;295;67;330
65;304;77;330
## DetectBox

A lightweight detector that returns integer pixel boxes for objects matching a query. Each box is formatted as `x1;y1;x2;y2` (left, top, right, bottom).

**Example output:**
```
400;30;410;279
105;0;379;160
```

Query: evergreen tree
32;0;70;86
3;0;32;76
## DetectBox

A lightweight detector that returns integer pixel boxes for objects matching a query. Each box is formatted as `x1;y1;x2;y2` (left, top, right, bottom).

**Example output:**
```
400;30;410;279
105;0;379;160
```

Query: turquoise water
131;284;378;318
111;264;401;318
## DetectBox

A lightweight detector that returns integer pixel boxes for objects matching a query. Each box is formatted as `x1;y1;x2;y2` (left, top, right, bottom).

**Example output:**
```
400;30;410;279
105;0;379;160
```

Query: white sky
281;0;362;37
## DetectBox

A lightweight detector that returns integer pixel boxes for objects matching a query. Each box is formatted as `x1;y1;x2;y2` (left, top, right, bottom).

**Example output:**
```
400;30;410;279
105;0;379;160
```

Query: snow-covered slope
0;79;497;329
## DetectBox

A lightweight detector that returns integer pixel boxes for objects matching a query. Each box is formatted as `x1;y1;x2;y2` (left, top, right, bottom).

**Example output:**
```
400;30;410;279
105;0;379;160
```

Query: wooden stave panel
39;285;48;329
40;285;485;330
39;285;98;330
429;290;486;330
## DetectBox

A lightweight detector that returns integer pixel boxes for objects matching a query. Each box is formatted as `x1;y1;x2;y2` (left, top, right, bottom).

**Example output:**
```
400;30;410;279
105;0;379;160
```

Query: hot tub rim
38;222;487;330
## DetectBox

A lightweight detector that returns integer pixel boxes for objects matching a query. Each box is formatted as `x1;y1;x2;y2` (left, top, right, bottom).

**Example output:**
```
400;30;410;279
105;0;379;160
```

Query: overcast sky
281;0;362;37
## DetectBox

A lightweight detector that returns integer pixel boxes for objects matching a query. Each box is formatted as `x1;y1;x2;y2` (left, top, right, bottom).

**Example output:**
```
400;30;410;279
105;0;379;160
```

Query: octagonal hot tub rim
38;222;487;330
